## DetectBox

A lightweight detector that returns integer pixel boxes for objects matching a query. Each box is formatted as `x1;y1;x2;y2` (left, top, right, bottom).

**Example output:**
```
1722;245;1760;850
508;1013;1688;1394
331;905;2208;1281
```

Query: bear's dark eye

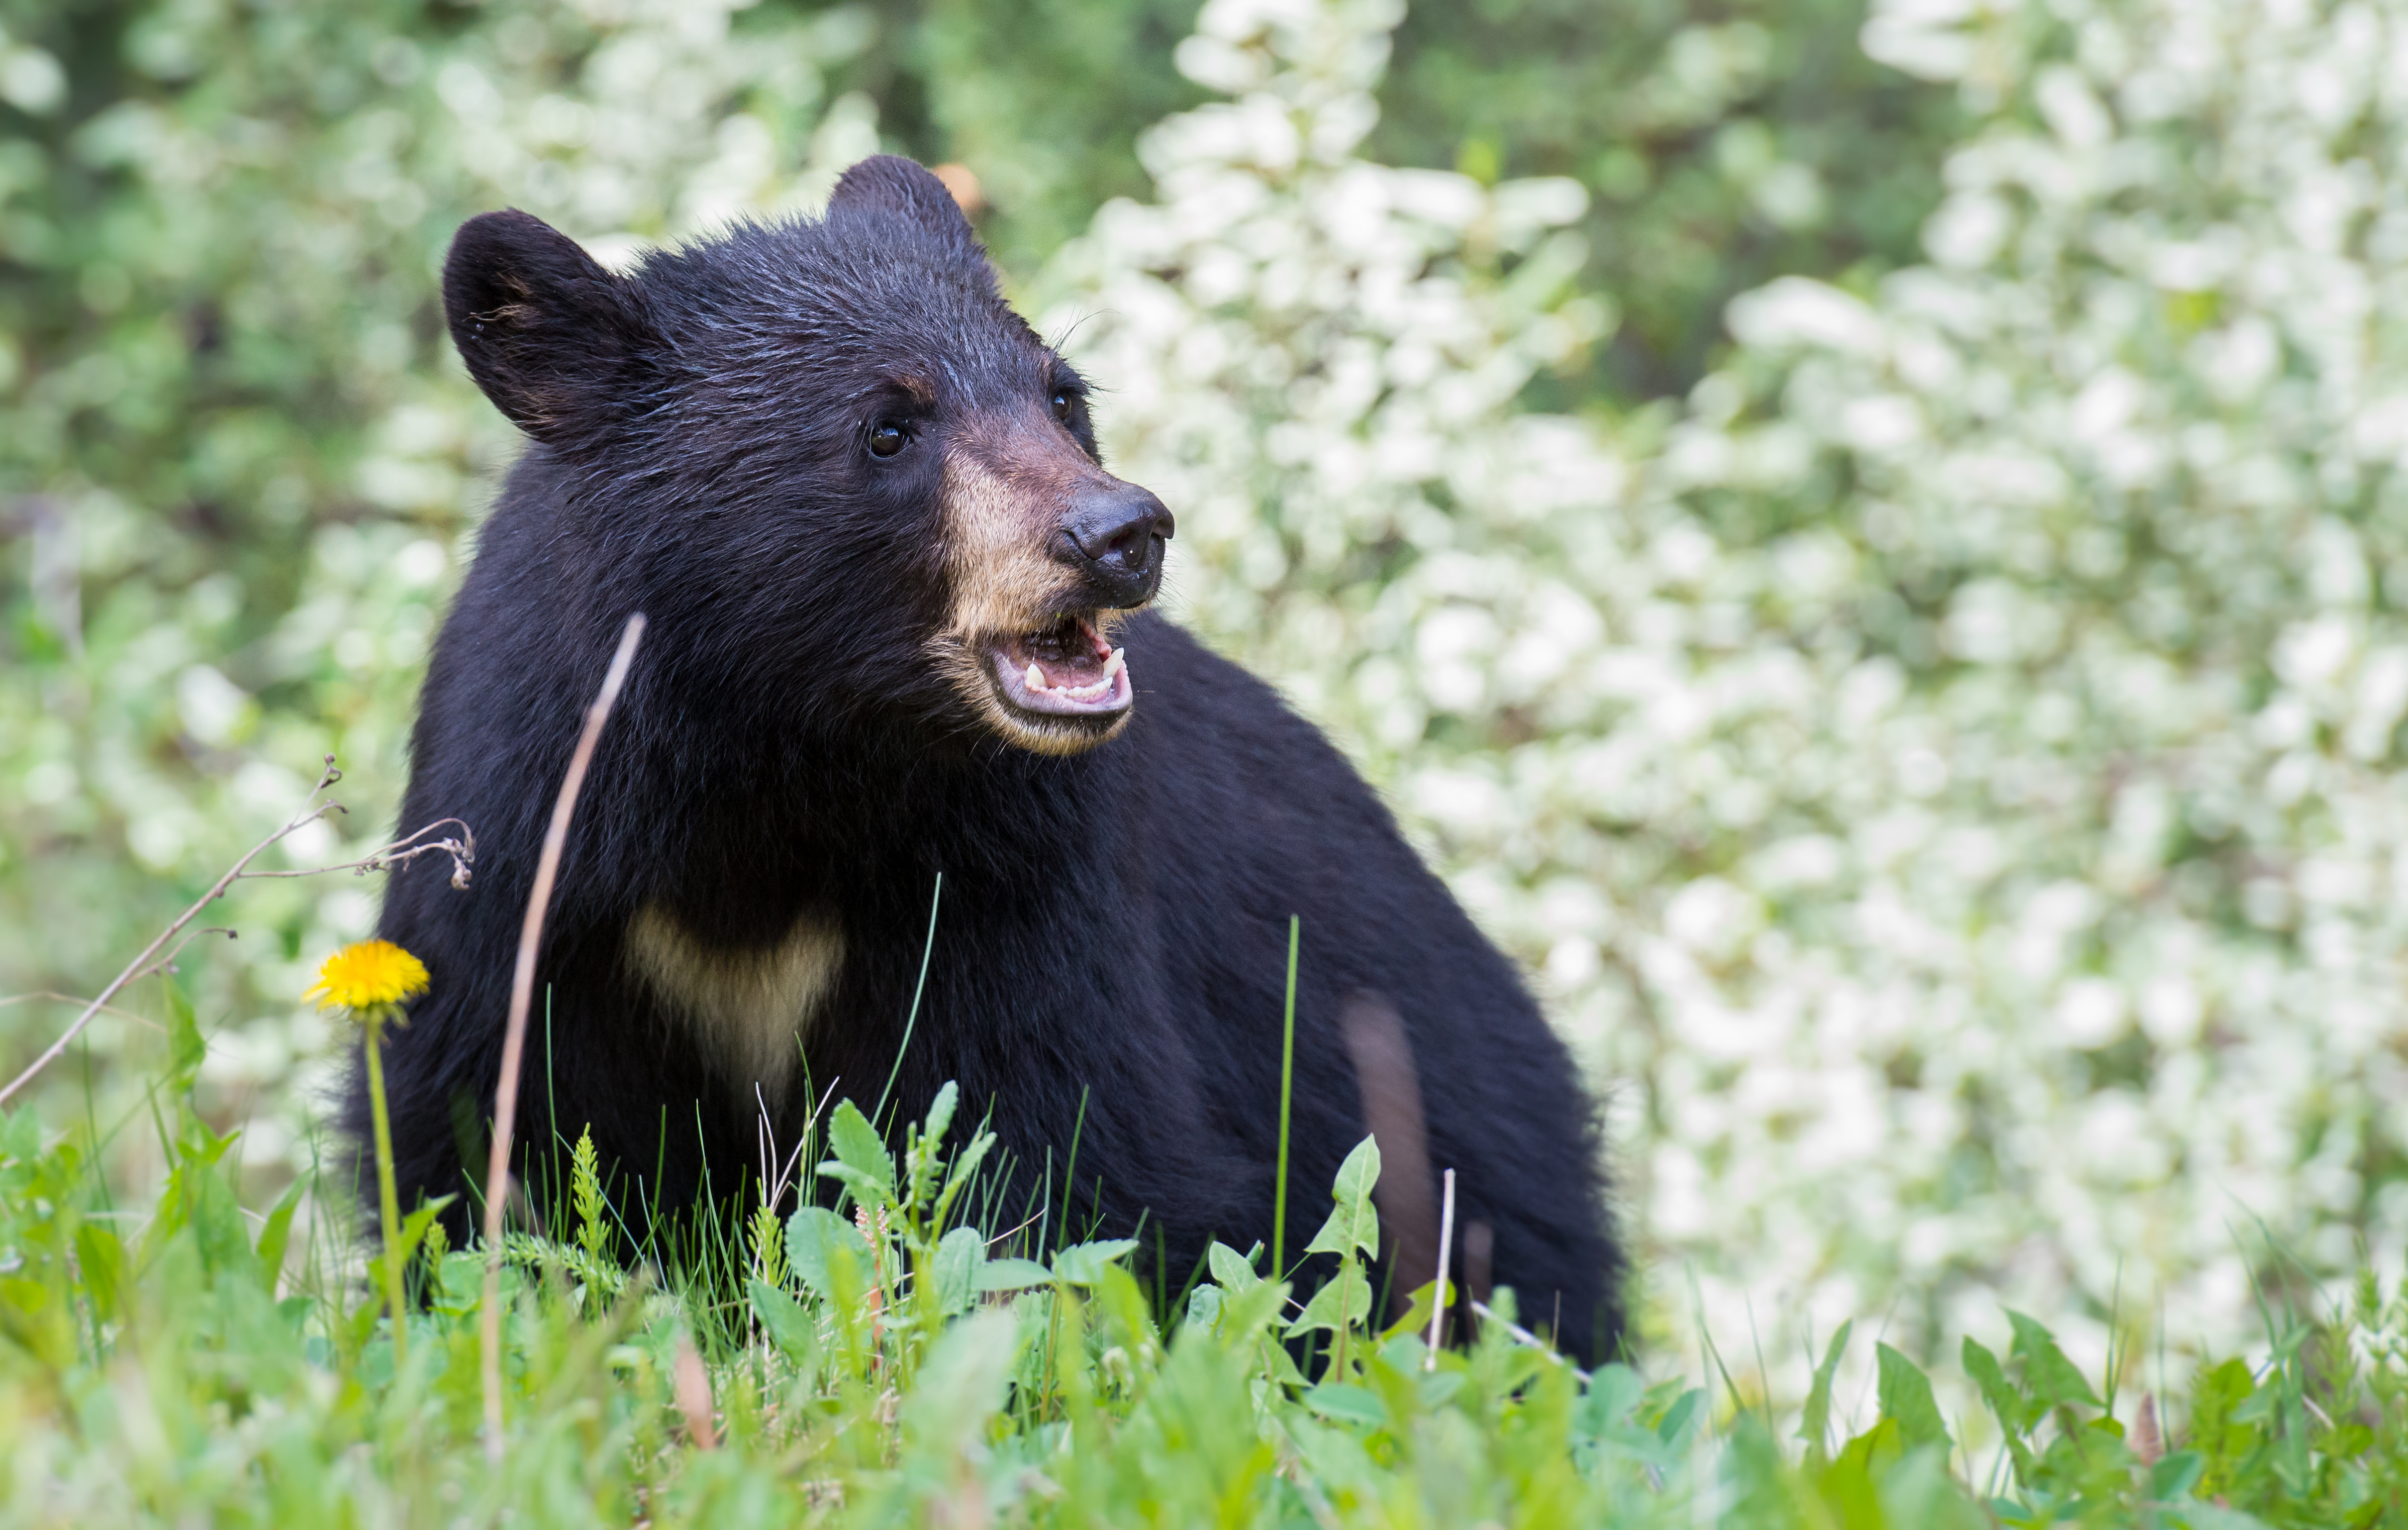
867;420;908;458
1051;390;1074;424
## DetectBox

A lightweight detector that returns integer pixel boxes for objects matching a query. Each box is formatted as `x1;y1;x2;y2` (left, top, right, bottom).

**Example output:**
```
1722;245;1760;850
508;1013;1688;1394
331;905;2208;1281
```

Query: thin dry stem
755;1075;840;1216
237;818;477;888
481;613;646;1461
673;1333;719;1450
2132;1392;2164;1464
3;759;338;1108
135;926;237;983
0;757;478;1110
0;992;162;1032
1469;1298;1589;1383
1426;1167;1455;1371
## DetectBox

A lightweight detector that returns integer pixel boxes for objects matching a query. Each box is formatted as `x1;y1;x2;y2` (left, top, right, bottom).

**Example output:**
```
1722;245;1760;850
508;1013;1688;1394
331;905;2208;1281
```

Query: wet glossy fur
355;157;1623;1360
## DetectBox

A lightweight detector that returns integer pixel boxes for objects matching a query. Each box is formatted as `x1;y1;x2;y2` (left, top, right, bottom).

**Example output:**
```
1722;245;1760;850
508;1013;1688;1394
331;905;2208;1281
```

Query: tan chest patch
624;904;845;1102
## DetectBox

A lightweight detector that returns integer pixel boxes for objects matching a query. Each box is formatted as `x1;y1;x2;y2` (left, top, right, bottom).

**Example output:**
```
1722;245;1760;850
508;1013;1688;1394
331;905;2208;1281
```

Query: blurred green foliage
1378;0;1954;403
0;0;870;1146
0;0;1947;1129
856;0;1952;403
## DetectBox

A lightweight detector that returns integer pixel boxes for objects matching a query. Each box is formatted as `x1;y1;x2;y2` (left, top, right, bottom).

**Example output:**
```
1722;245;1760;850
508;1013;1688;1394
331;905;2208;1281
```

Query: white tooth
1025;660;1048;691
1103;649;1126;678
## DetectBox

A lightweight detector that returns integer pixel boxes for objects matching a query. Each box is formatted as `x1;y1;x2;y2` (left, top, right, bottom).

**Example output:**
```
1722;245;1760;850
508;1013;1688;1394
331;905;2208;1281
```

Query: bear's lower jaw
986;615;1133;721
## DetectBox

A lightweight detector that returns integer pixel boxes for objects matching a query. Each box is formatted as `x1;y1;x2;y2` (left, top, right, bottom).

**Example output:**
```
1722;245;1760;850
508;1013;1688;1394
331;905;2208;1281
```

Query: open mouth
988;613;1131;718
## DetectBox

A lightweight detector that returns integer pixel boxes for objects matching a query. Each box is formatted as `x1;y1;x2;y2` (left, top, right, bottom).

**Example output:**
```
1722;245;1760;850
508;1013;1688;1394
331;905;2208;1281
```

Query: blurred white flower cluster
1045;0;2408;1388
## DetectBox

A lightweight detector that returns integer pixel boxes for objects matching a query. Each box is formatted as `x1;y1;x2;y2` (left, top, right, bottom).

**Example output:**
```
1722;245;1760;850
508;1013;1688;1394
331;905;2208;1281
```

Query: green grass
8;1013;2408;1528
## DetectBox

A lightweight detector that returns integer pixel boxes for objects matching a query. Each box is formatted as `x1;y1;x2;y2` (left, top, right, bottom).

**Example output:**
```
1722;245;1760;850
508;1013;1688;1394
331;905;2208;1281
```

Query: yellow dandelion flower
305;939;430;1012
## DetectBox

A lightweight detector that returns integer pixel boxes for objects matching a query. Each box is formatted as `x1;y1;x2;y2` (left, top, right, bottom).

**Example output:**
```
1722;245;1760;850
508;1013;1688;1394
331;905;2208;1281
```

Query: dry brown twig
481;612;646;1461
1427;1167;1456;1371
237;815;477;885
0;756;476;1109
1469;1297;1590;1383
0;992;162;1032
673;1333;719;1451
2133;1392;2164;1464
756;1075;842;1222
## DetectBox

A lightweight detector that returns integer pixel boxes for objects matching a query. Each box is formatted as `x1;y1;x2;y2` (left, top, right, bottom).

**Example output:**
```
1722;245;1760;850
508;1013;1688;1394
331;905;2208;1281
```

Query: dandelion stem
361;1007;409;1366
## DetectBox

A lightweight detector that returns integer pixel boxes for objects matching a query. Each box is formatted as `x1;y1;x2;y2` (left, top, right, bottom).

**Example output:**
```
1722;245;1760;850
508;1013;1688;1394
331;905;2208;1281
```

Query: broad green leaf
0;1275;73;1369
1214;1279;1292;1351
73;1224;125;1325
921;1082;958;1149
165;981;206;1095
933;1225;985;1314
749;1277;821;1365
2152;1450;2205;1501
974;1258;1054;1293
1800;1317;1851;1461
1579;1364;1647;1436
899;1311;1022;1459
1302;1381;1388;1430
434;1252;487;1316
178;1147;253;1281
1835;1414;1906;1480
2005;1310;2101;1409
816;1162;889;1207
1286;1267;1374;1339
146;1119;237;1265
1961;1337;2033;1434
1050;1238;1137;1285
254;1177;307;1296
785;1206;873;1298
1183;1284;1225;1333
1656;1387;1703;1447
2190;1356;2256;1449
936;1129;995;1212
1303;1136;1381;1260
1877;1444;1987;1530
1207;1241;1263;1293
1416;1368;1466;1410
821;1099;894;1200
1875;1341;1950;1450
1383;1278;1440;1343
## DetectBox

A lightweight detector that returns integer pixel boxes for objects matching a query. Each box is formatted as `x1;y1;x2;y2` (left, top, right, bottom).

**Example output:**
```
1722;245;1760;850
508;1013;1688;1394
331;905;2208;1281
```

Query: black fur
358;156;1623;1360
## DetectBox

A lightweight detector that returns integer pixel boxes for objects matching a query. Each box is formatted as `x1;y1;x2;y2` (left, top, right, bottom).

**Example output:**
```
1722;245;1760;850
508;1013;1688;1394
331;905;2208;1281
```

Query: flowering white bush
1043;0;2408;1393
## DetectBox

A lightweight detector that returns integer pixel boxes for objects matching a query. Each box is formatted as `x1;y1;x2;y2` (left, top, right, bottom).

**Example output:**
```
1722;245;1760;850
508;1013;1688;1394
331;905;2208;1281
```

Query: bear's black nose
1057;483;1175;607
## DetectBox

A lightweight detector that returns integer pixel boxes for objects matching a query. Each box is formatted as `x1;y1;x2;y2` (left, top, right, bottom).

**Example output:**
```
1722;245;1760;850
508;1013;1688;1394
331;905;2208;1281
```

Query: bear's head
441;155;1173;757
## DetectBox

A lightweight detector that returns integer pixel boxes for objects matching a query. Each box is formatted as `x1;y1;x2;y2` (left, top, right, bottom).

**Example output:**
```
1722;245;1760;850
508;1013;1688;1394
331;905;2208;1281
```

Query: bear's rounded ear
826;155;985;263
443;210;661;445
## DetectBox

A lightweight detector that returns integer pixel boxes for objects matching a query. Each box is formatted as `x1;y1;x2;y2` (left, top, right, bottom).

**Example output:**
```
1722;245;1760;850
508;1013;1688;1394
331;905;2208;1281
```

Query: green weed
6;1034;2407;1526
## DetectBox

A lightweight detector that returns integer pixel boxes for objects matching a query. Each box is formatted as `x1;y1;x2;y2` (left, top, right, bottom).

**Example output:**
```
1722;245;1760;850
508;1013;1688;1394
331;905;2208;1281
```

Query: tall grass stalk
1273;913;1299;1279
875;870;944;1130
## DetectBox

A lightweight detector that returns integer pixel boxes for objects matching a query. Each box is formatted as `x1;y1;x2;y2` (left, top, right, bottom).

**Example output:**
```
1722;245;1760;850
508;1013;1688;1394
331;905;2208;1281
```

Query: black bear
358;155;1621;1359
